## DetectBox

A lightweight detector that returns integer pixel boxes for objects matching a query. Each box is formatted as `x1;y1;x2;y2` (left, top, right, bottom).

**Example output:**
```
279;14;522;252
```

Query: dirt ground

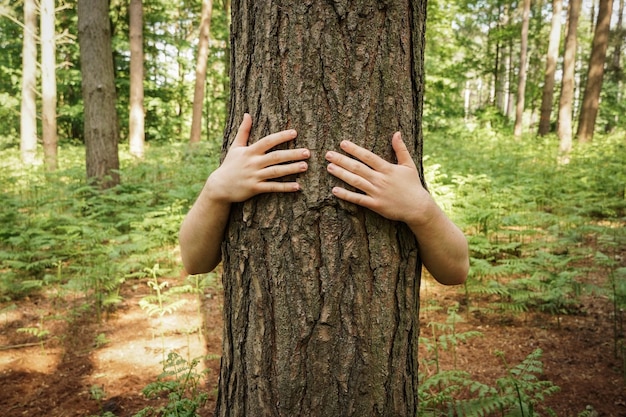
1;269;624;417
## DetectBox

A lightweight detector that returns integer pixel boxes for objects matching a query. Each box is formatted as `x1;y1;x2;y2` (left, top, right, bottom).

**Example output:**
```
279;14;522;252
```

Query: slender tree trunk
558;0;582;157
129;0;145;158
190;0;213;144
494;7;505;112
41;0;58;170
20;0;38;165
606;0;624;131
576;0;613;143
222;0;231;117
514;0;532;138
538;0;563;136
611;0;624;75
78;0;120;188
506;36;515;119
216;1;424;416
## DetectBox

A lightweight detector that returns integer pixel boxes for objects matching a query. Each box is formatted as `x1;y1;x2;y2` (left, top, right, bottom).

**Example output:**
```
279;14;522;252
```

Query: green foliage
0;141;219;303
425;124;626;319
133;352;209;417
419;310;559;417
139;264;189;318
0;0;229;147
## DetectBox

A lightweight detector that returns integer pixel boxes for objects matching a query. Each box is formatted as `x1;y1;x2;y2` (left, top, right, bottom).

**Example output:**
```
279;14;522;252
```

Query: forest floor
0;265;624;417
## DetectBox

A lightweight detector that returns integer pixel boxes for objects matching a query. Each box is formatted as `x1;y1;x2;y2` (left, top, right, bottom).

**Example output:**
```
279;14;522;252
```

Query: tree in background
78;0;120;188
20;0;37;165
604;0;625;132
538;0;563;136
189;0;213;144
513;0;531;138
41;0;58;170
216;1;425;415
129;0;145;158
577;0;613;143
558;0;582;158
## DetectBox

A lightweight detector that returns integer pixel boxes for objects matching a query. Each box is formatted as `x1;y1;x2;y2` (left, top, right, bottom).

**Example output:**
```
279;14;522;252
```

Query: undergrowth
425;124;625;329
1;121;624;415
0;141;219;307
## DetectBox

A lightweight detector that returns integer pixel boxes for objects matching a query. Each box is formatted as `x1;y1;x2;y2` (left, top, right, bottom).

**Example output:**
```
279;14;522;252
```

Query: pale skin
179;114;469;285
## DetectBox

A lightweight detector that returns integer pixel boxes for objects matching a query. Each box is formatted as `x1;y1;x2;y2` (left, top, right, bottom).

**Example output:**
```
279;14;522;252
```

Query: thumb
392;132;415;167
232;113;252;147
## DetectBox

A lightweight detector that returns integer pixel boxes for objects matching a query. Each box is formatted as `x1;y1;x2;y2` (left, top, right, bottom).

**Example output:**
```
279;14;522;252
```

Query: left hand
325;132;435;227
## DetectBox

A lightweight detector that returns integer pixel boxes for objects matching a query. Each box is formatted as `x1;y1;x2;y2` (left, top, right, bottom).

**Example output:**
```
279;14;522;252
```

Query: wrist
203;170;233;205
404;193;442;233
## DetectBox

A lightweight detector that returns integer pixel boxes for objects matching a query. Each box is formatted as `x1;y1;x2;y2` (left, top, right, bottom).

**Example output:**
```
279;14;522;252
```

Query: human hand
207;113;310;203
325;132;435;227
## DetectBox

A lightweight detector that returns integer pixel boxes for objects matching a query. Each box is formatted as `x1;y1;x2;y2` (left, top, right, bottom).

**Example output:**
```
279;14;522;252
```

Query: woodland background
0;0;625;416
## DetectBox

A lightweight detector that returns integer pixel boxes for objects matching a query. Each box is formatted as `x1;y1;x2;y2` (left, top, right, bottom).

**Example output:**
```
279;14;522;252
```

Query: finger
261;148;311;167
232;113;252;147
392;132;416;167
331;186;375;210
325;150;375;182
326;162;374;194
339;140;388;171
253;129;298;153
258;161;308;180
255;181;302;193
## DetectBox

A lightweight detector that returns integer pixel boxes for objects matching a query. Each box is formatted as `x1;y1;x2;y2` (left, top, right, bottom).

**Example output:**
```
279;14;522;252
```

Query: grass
0;120;624;415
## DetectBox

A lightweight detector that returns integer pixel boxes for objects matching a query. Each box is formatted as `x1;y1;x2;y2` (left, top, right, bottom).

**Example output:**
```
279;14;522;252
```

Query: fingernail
325;151;334;160
300;162;308;171
303;149;310;158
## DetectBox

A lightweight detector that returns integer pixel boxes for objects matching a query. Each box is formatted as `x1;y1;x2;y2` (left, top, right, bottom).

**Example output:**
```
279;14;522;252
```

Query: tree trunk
190;0;213;144
557;0;581;157
78;0;120;188
576;0;614;143
129;0;145;158
222;0;231;119
514;0;531;138
20;0;37;165
41;0;58;171
538;0;563;136
606;0;624;132
216;1;424;416
506;36;515;119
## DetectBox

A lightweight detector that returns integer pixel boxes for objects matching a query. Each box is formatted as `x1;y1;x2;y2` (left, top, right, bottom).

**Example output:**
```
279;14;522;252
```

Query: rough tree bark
20;0;37;165
538;0;563;136
129;0;145;158
576;0;613;143
215;1;425;416
78;0;120;188
557;0;582;158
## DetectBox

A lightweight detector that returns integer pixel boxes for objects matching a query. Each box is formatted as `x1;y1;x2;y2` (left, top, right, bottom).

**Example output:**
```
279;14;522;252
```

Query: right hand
207;113;311;203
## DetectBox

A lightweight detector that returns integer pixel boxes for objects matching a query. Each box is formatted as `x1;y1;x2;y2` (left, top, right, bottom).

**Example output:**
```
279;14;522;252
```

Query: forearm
406;200;469;286
179;185;231;275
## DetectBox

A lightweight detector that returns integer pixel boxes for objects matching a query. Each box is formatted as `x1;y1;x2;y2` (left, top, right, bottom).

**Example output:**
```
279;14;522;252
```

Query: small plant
94;332;110;348
139;264;188;318
419;349;559;417
88;384;117;417
139;264;189;360
420;304;483;374
16;326;50;351
133;351;209;417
